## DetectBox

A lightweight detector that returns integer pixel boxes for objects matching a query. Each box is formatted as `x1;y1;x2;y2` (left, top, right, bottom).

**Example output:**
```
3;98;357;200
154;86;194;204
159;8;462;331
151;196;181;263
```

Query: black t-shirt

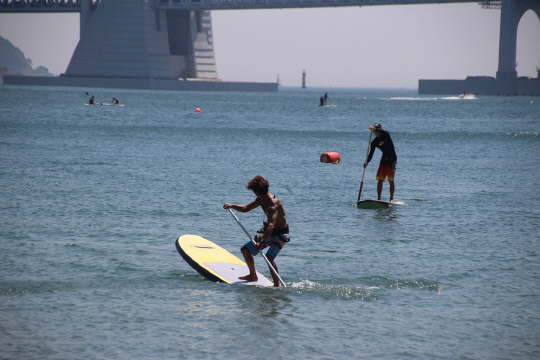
366;130;397;167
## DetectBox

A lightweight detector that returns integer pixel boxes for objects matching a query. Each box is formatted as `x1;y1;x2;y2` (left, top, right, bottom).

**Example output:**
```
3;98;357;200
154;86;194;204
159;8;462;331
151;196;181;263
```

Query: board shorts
376;161;396;182
243;233;289;260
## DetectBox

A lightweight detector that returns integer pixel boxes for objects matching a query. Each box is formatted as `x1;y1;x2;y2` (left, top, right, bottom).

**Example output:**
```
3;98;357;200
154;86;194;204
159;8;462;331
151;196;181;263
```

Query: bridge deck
1;0;484;12
0;0;97;12
155;0;479;11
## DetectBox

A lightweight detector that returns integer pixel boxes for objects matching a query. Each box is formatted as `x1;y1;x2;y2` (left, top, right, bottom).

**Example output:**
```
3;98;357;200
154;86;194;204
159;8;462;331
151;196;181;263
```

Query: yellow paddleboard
175;235;273;286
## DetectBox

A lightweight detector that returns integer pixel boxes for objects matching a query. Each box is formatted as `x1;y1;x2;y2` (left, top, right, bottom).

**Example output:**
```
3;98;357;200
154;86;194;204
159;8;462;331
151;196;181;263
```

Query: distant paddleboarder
364;123;397;202
320;96;324;106
223;175;290;287
324;92;330;105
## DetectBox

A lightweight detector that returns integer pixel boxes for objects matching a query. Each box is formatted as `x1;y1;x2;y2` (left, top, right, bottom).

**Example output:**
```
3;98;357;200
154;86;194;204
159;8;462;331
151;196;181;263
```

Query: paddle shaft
227;209;286;288
357;131;373;202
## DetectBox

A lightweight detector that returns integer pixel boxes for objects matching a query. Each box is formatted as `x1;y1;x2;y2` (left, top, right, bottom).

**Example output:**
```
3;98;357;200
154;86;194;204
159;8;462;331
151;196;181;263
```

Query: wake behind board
175;235;273;287
357;199;406;209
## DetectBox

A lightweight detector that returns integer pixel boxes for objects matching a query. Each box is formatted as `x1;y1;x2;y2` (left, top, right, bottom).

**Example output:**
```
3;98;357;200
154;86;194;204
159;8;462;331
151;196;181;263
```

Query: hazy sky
1;3;538;88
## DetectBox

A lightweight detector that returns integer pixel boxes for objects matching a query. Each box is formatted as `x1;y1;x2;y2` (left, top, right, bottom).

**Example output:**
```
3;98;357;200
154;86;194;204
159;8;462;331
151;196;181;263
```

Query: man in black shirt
364;123;397;202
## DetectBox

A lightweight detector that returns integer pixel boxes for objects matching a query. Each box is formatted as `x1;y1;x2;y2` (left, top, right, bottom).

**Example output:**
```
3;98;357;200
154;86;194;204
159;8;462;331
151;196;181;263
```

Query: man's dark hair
246;175;269;195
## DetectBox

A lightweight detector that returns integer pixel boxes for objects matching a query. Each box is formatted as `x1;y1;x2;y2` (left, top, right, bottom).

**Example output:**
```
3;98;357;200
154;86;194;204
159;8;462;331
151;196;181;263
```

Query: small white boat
458;92;476;99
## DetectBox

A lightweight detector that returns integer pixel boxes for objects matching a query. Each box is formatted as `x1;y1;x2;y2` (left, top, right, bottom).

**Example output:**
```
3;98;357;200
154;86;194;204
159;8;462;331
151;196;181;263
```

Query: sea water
1;85;539;359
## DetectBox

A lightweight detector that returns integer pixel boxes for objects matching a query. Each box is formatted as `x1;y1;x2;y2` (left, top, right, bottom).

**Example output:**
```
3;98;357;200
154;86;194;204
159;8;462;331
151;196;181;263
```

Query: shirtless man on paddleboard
223;175;289;287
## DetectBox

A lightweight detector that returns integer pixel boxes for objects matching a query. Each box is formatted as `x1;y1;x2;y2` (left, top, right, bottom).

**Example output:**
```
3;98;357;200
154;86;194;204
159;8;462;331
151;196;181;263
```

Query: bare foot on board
239;274;258;282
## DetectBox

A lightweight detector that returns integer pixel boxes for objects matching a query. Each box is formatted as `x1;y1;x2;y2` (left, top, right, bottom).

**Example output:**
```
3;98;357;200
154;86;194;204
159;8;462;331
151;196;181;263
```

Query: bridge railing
479;0;501;8
0;0;100;12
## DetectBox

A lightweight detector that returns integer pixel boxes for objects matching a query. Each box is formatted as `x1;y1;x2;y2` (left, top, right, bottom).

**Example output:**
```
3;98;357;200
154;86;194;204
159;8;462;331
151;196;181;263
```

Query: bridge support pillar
65;0;218;81
420;0;540;96
79;0;94;38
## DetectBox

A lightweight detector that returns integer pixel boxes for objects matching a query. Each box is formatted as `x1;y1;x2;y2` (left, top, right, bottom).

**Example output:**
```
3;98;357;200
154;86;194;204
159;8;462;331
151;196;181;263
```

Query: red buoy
195;108;201;113
320;152;340;163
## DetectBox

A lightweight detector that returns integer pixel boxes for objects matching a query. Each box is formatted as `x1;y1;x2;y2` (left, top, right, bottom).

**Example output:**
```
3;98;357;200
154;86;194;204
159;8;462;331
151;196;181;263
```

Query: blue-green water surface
1;85;539;359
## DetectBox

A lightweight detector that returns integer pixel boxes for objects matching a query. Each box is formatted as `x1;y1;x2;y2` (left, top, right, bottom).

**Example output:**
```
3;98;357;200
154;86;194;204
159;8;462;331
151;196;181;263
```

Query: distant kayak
84;103;124;106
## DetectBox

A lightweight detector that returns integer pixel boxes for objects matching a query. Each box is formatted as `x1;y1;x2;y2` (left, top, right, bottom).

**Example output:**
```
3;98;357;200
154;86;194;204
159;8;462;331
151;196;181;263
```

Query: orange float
320;152;340;163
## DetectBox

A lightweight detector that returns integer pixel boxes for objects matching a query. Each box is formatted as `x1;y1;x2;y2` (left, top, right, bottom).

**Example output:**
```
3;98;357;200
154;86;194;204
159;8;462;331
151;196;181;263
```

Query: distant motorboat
458;92;476;99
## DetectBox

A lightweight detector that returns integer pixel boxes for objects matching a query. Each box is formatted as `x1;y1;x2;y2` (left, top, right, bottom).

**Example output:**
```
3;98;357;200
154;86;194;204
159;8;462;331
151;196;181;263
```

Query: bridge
0;0;490;12
1;0;539;94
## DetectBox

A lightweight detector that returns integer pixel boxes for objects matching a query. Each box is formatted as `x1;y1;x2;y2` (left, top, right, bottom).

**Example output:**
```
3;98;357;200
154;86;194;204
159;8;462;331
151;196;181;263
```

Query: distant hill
0;35;54;80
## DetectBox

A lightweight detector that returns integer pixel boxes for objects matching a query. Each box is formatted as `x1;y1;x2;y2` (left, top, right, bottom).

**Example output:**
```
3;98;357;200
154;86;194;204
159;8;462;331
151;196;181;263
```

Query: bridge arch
516;8;540;77
496;0;540;80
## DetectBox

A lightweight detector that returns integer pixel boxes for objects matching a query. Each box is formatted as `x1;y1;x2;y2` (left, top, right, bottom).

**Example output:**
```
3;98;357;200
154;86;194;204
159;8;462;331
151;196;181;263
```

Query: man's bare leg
389;181;395;202
377;180;384;201
239;246;258;282
267;255;280;287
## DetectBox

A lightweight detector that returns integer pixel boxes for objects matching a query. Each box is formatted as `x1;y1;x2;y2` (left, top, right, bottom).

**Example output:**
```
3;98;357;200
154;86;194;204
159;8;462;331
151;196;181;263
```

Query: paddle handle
227;209;286;288
357;131;373;202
